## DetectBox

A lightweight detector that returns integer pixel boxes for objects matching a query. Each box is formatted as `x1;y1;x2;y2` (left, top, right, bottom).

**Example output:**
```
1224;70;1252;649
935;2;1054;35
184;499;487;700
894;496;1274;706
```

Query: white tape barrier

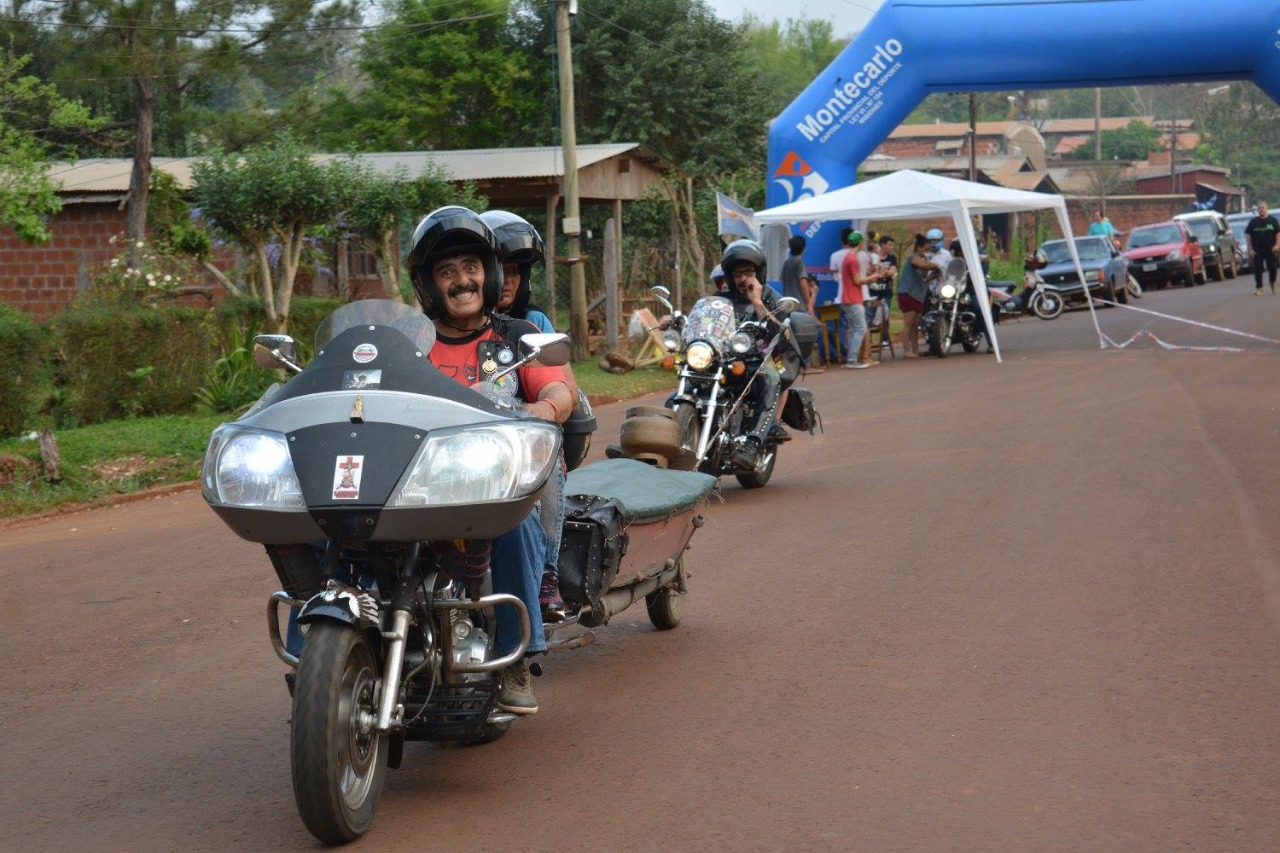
1092;297;1280;350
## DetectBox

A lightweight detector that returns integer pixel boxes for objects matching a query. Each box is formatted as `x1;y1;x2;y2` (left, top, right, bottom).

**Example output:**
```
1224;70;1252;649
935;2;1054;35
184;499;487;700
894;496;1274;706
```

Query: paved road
3;275;1280;851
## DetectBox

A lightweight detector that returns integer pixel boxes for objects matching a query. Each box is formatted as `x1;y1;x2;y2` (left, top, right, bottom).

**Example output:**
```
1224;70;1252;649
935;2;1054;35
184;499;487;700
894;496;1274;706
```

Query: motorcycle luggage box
788;311;820;361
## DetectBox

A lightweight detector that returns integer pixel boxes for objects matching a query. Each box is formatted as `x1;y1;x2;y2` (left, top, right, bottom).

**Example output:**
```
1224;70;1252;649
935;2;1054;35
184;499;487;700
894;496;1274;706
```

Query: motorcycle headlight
685;341;716;371
662;329;681;351
729;332;754;355
390;421;560;507
939;283;958;299
202;425;305;508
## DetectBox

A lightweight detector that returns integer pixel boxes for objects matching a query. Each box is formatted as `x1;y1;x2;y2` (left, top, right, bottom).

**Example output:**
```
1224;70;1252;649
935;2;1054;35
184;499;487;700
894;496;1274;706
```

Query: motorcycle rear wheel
1126;275;1143;299
735;445;776;489
291;622;388;845
1031;292;1064;320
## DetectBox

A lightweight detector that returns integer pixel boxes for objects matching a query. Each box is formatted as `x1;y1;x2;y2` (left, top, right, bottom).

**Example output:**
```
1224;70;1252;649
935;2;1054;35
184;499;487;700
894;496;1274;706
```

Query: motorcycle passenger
481;209;573;624
720;239;800;462
896;233;940;358
407;205;574;716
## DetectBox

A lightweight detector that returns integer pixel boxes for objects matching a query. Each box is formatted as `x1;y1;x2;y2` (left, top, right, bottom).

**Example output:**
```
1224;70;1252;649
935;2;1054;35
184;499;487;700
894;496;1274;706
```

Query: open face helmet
406;206;502;319
480;210;544;316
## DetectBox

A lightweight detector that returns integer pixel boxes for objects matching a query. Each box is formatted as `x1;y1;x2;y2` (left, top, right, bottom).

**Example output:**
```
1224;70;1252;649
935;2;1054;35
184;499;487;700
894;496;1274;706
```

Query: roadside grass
0;359;674;521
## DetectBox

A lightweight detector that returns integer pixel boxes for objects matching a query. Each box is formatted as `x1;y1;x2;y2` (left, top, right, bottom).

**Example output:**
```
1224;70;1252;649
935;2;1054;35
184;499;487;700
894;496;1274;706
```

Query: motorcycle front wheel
931;317;951;358
291;622;388;845
1031;292;1064;320
1126;275;1143;299
735;444;776;490
669;401;702;471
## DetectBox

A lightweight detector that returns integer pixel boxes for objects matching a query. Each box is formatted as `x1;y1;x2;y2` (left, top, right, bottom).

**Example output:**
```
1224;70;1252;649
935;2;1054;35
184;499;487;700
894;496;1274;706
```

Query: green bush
51;304;217;425
0;304;46;438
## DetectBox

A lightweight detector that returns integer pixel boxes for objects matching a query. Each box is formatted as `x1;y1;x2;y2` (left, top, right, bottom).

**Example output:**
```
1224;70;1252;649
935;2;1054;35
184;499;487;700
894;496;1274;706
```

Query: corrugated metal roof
48;144;647;193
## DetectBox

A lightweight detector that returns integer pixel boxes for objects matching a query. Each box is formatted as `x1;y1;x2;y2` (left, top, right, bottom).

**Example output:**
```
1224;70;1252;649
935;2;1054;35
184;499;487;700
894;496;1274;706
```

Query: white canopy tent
755;169;1100;362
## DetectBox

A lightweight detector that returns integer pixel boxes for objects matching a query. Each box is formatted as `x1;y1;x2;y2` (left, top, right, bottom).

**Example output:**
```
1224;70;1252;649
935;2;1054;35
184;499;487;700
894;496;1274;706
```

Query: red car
1122;220;1205;289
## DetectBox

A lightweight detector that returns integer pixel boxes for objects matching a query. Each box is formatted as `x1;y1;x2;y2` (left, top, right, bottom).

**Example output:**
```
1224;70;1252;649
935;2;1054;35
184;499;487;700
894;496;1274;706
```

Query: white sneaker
844;361;870;369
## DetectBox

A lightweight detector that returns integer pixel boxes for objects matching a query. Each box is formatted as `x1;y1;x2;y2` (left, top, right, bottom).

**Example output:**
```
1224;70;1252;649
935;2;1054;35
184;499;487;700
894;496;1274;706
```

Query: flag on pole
716;192;759;240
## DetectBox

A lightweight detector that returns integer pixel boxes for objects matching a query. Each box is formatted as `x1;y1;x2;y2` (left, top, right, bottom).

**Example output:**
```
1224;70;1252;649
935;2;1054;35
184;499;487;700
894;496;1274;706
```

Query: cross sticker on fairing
332;455;364;500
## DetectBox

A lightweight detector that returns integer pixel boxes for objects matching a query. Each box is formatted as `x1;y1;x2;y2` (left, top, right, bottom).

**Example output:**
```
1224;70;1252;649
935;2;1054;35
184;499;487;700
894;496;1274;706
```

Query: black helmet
407;206;503;319
720;239;767;302
480;210;544;317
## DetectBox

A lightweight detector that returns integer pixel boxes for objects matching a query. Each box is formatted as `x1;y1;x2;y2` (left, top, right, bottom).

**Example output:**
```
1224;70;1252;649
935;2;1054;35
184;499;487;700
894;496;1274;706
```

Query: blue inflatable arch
767;0;1280;279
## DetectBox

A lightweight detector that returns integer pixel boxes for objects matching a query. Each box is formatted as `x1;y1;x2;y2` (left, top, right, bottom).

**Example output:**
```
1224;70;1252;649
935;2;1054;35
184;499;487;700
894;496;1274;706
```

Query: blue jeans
491;511;548;655
841;303;867;364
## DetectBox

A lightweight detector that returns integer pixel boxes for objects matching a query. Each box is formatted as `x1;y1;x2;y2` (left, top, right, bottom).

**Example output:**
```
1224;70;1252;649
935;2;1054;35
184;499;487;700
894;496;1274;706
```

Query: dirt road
3;281;1280;851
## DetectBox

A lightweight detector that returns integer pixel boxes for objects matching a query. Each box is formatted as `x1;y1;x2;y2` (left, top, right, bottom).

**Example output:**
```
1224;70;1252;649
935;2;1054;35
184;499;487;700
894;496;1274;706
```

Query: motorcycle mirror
520;332;571;367
253;334;302;373
649;285;674;314
775;296;801;313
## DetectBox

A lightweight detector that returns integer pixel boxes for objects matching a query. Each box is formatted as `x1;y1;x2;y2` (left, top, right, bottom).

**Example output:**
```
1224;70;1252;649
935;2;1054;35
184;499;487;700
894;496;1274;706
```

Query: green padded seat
564;459;717;524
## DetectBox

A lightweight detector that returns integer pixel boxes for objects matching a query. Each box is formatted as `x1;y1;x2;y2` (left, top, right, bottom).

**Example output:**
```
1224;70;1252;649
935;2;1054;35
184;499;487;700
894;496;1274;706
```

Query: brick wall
0;200;242;321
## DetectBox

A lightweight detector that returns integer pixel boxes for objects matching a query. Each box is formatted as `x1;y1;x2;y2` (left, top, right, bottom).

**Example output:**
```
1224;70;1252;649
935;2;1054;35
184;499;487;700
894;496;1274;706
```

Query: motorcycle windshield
681;296;737;353
315;298;436;354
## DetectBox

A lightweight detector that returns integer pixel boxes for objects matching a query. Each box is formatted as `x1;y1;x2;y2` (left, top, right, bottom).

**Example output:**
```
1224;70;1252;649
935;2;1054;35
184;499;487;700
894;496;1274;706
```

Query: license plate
1142;263;1157;272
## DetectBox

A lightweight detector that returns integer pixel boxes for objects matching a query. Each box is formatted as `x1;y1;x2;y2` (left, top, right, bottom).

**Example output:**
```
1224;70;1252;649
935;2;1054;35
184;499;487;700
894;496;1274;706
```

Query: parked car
1122;220;1205;289
1226;211;1255;273
1173;211;1238;280
1035;235;1132;305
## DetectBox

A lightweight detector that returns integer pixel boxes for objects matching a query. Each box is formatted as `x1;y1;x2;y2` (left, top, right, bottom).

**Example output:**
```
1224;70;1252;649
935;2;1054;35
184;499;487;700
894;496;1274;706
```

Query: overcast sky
706;0;887;37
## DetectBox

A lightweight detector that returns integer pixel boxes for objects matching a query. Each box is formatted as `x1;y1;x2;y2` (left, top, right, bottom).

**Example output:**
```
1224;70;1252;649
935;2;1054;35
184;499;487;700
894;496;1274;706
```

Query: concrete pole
556;0;588;360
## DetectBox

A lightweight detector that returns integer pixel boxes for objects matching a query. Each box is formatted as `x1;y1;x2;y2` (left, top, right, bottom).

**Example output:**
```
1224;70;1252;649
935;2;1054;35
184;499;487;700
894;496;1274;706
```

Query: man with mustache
407;206;574;716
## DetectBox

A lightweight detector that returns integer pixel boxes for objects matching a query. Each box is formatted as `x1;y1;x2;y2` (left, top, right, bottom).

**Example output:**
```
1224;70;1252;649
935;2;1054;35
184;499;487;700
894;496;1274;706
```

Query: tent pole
956;202;1001;363
1055;203;1104;347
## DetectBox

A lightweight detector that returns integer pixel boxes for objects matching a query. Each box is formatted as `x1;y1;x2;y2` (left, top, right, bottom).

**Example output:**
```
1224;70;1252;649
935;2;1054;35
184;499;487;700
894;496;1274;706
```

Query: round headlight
939;283;957;299
730;332;754;355
685;341;716;371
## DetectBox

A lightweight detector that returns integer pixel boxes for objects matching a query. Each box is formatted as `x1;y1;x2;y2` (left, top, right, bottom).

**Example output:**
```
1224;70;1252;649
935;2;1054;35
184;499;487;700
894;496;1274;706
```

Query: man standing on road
1088;210;1117;240
1245;202;1280;295
781;235;807;304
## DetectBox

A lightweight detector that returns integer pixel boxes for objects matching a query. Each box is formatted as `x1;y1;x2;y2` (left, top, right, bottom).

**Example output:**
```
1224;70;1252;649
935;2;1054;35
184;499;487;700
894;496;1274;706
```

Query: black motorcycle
613;287;819;489
201;299;715;843
919;258;984;357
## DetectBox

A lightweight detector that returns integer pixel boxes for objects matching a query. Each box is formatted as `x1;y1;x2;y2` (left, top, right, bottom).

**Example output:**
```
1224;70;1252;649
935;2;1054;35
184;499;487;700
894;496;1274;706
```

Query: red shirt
428;322;566;404
840;251;865;305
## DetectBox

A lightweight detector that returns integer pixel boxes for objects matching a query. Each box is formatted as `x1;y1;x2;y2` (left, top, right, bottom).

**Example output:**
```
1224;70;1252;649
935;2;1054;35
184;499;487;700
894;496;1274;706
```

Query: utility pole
555;0;588;361
1094;87;1102;161
968;92;977;182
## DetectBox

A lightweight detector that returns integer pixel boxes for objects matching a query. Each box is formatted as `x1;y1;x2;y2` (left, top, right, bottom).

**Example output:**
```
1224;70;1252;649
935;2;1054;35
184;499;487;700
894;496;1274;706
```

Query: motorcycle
989;269;1066;321
201;299;715;844
611;287;819;490
919;258;985;357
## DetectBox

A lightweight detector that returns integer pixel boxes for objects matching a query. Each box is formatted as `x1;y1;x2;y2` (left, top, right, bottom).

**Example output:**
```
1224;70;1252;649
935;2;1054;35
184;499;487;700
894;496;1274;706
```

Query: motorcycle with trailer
608;286;820;489
201;299;715;844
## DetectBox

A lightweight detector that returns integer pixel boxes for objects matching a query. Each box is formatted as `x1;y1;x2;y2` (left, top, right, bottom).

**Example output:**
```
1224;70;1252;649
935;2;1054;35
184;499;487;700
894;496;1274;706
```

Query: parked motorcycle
612;287;819;490
989;269;1065;321
201;299;715;844
920;258;985;357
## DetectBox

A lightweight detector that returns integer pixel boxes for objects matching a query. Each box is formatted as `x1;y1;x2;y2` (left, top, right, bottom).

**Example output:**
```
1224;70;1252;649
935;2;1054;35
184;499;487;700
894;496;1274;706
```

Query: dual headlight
202;421;560;510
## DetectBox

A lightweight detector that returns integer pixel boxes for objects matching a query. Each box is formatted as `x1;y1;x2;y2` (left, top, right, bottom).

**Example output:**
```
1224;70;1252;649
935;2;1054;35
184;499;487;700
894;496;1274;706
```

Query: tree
741;14;847;117
1070;119;1162;161
0;51;104;244
341;164;486;300
312;0;540;152
191;135;359;332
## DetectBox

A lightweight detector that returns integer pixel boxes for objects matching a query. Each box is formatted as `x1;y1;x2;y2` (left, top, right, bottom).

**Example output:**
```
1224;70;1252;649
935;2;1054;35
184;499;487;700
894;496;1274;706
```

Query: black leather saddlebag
557;495;629;607
780;386;820;434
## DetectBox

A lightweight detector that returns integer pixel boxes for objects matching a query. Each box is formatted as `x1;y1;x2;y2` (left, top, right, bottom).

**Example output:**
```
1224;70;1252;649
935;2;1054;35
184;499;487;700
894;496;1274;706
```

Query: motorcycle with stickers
613;286;819;489
201;299;715;844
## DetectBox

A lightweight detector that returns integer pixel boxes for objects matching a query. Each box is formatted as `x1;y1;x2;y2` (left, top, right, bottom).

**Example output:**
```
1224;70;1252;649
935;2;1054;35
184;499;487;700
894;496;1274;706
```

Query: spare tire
624;405;675;422
619;412;682;461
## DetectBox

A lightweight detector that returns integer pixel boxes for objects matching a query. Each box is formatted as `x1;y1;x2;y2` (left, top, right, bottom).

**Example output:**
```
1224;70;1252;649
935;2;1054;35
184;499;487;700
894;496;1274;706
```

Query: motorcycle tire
646;574;685;630
1126;275;1143;299
931;317;951;358
668;402;702;471
619;412;682;464
1031;292;1064;320
960;333;979;353
735;444;776;490
291;622;388;845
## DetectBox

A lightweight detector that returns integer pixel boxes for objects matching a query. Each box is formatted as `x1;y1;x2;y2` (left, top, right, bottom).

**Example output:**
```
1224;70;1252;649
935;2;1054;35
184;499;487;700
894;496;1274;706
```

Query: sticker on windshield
332;455;364;500
343;370;381;390
352;343;378;364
